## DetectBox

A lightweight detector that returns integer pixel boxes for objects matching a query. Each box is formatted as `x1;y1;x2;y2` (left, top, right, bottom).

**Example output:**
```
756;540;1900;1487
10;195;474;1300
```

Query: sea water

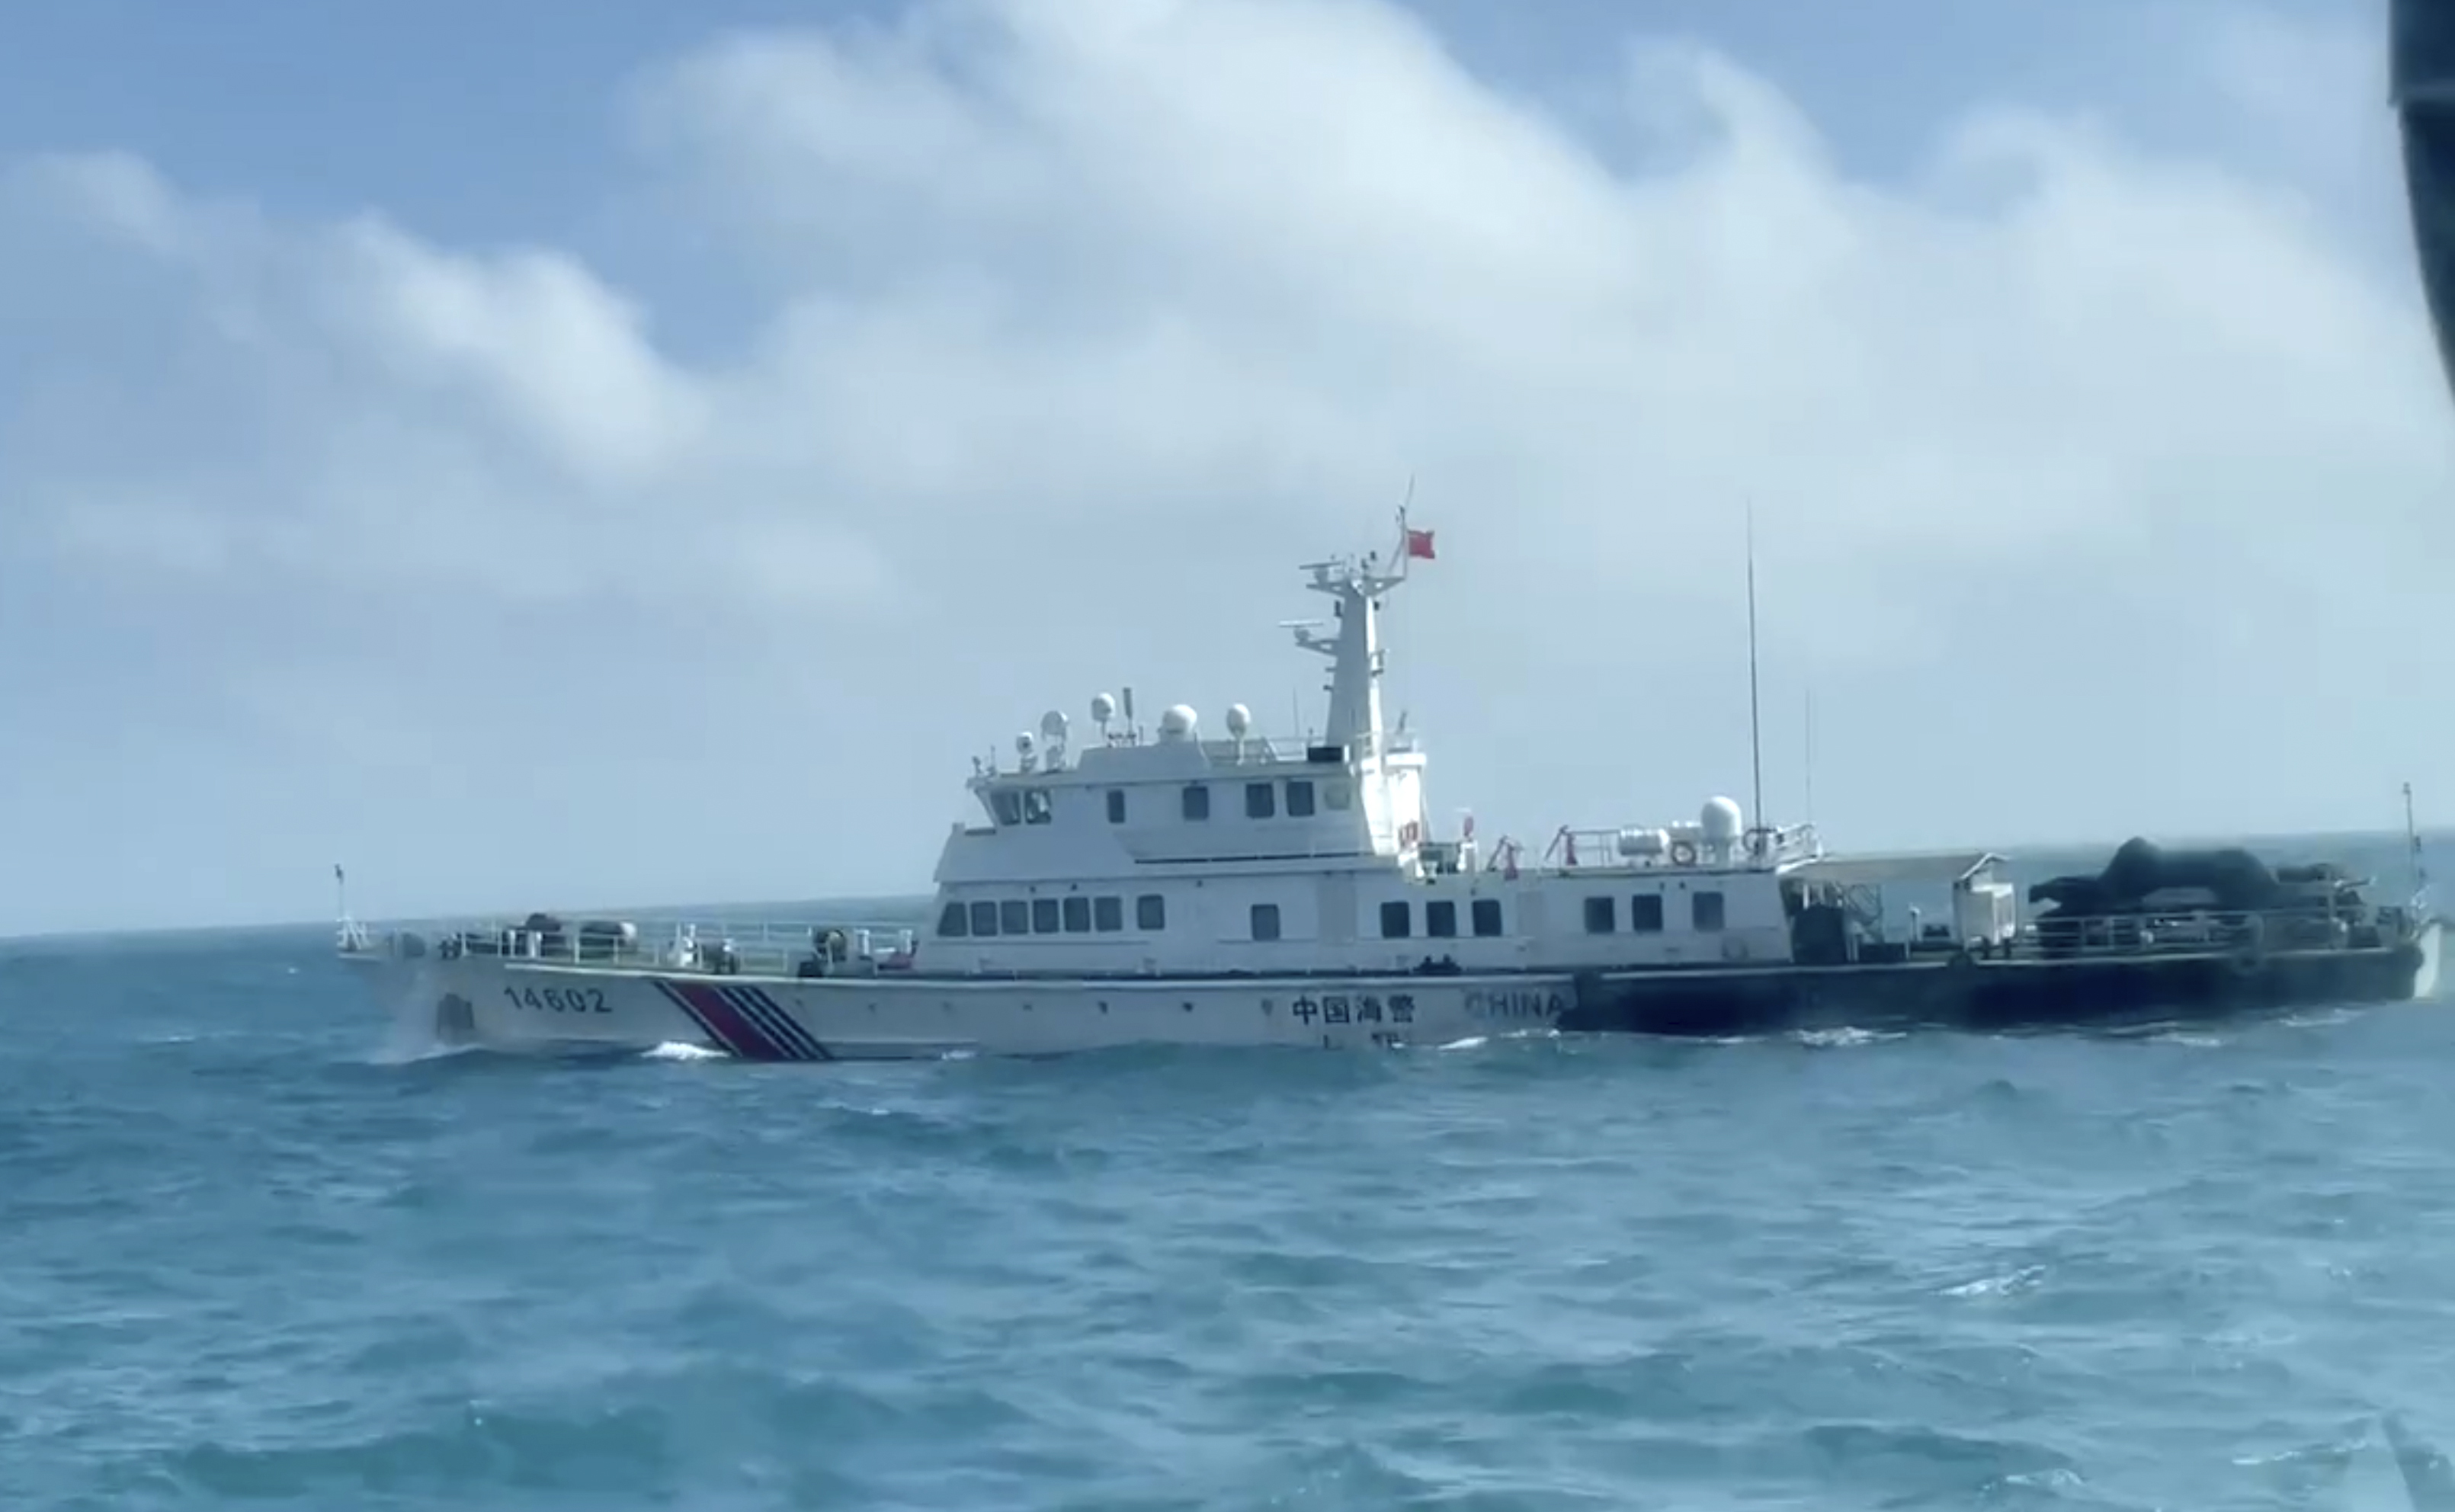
2;831;2452;1510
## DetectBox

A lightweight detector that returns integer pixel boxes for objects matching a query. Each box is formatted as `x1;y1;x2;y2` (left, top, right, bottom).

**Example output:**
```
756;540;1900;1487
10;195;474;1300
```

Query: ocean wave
8;934;2455;1509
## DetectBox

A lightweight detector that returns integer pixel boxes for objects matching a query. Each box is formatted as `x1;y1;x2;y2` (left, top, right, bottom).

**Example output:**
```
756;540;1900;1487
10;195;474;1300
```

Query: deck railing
339;911;923;979
981;723;1421;776
1989;900;2428;963
1535;822;1822;875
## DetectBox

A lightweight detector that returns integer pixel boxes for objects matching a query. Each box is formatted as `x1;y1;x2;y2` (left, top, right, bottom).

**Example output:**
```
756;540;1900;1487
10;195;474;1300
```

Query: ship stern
2407;911;2445;1001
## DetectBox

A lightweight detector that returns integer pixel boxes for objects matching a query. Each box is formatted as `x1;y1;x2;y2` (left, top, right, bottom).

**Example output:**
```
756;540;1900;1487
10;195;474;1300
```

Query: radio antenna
1746;502;1765;831
1804;687;1817;824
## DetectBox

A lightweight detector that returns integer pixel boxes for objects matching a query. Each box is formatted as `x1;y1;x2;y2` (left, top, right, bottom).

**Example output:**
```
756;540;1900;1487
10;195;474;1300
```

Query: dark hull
1558;924;2441;1037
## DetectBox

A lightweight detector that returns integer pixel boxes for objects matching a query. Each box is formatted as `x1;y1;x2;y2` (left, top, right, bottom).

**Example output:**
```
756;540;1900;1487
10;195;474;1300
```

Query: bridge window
1023;790;1053;825
1471;898;1503;937
1245;782;1275;819
1107;789;1126;824
1380;900;1411;939
1286;779;1316;817
1062;896;1091;934
1692;891;1726;932
1032;898;1060;934
969;900;998;937
1584;896;1616;934
1094;895;1123;932
1425;899;1457;938
1000;900;1029;936
1251;903;1281;941
1631;894;1665;933
1181;784;1210;821
1136;893;1167;930
937;902;968;937
991;790;1024;825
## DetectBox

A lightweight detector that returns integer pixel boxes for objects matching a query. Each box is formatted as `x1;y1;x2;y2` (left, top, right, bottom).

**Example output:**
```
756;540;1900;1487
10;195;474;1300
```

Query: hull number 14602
505;985;610;1014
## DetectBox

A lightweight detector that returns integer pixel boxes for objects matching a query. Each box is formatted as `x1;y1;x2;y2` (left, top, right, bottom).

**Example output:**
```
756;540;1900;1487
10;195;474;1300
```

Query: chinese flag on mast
1404;526;1436;561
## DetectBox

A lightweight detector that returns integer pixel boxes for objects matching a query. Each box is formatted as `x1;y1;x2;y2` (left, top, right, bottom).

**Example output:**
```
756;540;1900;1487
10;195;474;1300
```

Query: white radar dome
1159;704;1199;742
1225;703;1252;737
1700;796;1745;844
1091;691;1118;724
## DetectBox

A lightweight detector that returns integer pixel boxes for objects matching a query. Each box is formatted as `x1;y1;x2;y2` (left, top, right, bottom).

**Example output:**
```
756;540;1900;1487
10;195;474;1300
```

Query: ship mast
1291;499;1426;754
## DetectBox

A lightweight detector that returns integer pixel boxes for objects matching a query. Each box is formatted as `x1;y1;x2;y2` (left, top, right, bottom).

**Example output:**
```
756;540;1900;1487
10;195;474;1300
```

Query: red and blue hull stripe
652;979;836;1062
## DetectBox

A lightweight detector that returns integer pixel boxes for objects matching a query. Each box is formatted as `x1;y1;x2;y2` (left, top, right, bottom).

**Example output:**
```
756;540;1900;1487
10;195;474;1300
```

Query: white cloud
2;0;2450;933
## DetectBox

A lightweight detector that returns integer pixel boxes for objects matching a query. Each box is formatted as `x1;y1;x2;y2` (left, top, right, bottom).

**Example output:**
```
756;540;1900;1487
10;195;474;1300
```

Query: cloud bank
1;0;2447;934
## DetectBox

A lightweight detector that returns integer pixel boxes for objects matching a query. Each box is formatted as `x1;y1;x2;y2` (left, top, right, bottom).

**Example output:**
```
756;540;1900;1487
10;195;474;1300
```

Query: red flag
1404;527;1436;561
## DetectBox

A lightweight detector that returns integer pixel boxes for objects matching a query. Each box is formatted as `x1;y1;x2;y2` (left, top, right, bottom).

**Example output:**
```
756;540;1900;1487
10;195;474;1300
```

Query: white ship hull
345;953;1575;1061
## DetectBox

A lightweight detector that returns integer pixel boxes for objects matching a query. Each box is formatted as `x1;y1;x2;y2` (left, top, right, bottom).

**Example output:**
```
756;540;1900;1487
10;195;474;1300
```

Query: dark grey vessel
1558;836;2441;1037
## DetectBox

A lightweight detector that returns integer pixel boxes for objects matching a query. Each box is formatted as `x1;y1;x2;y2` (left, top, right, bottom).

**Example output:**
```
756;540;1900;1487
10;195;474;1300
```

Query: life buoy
1743;826;1775;862
1669;838;1700;867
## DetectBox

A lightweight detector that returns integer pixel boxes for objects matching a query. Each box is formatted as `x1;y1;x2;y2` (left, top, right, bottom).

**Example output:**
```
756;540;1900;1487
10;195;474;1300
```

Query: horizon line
3;822;2441;947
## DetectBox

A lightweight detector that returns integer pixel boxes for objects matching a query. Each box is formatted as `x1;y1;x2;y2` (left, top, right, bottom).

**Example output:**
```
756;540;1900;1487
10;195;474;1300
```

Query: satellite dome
1700;796;1744;844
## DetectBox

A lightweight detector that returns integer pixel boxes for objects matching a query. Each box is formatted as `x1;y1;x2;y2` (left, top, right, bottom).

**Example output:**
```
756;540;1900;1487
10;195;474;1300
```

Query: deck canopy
1784;850;2006;889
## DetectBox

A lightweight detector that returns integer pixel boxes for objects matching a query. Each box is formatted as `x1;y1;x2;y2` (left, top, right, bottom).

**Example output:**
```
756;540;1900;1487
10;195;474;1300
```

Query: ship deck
335;899;2437;985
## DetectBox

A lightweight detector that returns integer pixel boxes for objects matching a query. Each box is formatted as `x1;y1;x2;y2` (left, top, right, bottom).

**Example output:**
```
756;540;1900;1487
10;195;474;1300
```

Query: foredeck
338;911;923;980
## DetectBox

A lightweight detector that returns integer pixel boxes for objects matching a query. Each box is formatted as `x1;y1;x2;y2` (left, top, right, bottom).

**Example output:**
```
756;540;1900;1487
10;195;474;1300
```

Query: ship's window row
1008;777;1358;829
940;892;1512;943
1375;896;1505;940
1111;778;1346;825
935;892;1168;937
1581;892;1723;934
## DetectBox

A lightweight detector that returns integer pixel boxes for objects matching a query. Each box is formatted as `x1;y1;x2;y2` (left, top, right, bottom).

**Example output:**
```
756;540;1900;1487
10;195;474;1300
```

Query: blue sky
1;0;2447;937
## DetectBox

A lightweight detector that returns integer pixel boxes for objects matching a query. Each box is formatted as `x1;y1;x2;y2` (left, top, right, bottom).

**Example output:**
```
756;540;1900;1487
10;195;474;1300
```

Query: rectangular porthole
1693;891;1726;932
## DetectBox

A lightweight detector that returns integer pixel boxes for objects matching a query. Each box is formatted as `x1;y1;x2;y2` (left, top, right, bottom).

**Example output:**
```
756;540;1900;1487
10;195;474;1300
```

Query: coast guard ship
338;517;2441;1062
